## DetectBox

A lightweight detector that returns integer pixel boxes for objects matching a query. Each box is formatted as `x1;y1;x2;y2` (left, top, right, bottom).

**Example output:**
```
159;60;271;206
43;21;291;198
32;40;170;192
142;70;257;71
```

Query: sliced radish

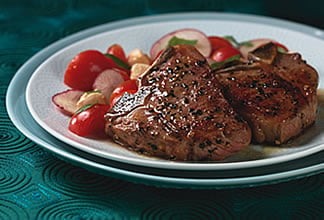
206;57;216;66
92;69;125;102
113;68;130;81
52;89;84;115
150;28;211;59
239;38;289;59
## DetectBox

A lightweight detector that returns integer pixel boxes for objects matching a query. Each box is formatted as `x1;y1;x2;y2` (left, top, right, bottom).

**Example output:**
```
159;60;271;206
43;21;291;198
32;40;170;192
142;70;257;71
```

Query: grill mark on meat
105;43;318;159
215;43;318;144
105;45;251;161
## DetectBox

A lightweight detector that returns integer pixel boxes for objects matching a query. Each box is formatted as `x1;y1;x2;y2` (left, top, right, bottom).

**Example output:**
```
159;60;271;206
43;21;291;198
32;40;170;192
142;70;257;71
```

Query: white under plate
25;12;324;171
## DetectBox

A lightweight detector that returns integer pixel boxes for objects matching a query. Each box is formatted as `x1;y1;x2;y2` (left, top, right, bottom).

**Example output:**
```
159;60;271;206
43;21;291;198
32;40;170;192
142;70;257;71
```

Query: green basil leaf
105;54;131;70
210;55;241;69
168;36;198;47
277;46;287;53
239;40;254;47
223;36;240;47
223;36;253;48
85;90;101;94
75;103;96;115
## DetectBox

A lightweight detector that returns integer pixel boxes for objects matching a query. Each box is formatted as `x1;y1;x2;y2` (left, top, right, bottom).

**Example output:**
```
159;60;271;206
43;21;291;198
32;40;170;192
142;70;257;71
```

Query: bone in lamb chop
105;44;252;161
214;42;318;145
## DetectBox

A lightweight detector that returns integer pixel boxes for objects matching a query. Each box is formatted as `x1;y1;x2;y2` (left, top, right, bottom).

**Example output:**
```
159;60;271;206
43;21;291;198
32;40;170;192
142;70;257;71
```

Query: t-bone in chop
105;44;251;161
214;43;318;144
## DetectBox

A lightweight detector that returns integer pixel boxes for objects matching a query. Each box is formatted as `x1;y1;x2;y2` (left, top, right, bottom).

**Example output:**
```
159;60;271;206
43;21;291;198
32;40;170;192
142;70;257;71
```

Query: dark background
1;0;324;85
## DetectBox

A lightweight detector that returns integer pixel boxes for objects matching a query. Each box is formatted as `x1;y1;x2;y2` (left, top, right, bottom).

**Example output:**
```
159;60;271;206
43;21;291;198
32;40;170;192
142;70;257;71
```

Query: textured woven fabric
1;1;323;219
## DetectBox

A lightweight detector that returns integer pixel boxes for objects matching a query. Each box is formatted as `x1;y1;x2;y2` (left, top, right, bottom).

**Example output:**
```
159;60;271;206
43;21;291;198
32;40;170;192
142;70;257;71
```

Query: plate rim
6;12;324;188
5;89;324;189
11;11;324;170
5;93;324;188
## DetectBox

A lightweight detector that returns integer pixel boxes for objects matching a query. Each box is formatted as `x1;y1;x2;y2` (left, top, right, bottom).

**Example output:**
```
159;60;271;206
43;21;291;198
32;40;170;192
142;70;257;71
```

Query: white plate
6;72;324;188
25;12;324;171
5;89;324;188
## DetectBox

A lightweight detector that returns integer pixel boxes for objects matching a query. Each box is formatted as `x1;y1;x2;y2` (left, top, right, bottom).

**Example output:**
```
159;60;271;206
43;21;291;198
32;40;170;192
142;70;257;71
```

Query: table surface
1;1;323;219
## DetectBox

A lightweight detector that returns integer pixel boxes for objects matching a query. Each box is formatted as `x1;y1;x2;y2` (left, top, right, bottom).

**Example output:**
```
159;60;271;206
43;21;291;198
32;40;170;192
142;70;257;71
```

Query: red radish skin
52;89;84;115
92;69;125;102
150;28;211;59
113;68;130;81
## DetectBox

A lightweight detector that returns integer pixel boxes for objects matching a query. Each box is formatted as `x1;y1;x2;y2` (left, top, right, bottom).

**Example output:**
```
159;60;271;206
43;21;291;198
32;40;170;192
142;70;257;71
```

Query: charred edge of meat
248;42;278;64
138;46;176;87
106;86;151;118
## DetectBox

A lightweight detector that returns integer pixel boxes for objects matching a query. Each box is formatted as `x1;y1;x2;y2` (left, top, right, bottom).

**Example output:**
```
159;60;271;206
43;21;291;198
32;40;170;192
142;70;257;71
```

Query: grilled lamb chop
105;45;251;161
215;43;318;144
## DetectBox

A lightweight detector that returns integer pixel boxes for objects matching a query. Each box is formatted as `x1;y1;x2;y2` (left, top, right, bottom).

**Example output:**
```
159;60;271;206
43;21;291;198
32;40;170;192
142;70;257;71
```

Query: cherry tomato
64;50;116;91
105;47;131;75
109;80;138;106
69;104;110;137
211;46;241;62
208;36;233;52
106;44;128;64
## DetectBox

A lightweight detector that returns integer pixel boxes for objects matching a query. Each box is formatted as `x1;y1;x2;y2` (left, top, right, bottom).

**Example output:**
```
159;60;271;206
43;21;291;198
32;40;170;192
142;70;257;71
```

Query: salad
52;28;288;138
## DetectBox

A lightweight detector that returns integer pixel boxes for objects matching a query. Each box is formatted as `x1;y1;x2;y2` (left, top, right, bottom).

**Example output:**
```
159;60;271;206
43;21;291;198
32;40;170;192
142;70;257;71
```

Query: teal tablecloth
1;1;323;219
